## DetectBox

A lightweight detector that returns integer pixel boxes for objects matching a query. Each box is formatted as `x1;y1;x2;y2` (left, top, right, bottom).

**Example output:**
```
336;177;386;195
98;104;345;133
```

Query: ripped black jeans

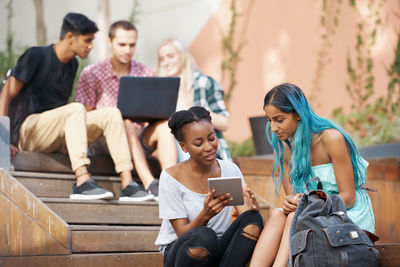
163;210;263;267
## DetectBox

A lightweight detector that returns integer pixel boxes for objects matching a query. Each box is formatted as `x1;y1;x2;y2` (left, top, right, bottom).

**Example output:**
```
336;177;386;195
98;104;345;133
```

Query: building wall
190;0;400;142
0;0;221;69
0;0;398;143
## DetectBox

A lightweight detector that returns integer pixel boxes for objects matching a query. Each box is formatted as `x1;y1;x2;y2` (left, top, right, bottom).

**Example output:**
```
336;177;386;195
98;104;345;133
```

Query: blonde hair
157;39;197;92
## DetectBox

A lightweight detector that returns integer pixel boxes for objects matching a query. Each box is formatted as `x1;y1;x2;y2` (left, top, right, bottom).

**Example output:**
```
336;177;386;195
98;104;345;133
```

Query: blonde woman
157;39;232;160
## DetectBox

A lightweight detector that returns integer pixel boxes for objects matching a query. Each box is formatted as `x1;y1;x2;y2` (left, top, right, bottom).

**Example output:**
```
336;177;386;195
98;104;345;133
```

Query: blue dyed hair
263;83;364;193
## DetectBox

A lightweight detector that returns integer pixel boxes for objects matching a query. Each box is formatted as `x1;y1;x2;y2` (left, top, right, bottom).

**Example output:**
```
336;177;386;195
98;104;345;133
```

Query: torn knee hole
241;224;261;241
187;247;209;260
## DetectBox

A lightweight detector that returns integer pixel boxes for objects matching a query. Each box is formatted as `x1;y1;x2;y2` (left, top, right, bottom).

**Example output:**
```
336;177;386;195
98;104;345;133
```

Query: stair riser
45;202;161;225
16;177;123;198
72;230;159;252
0;252;163;267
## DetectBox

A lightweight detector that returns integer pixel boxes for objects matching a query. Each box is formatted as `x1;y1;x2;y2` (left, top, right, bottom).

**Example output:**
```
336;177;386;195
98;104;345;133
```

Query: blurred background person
157;39;232;161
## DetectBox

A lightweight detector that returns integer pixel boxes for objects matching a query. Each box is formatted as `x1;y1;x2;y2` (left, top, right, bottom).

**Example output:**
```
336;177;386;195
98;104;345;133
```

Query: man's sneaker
119;181;154;202
70;178;114;200
146;179;159;201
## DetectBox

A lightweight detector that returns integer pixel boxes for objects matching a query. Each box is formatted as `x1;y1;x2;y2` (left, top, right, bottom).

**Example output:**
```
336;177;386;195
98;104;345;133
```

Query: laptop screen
117;76;180;122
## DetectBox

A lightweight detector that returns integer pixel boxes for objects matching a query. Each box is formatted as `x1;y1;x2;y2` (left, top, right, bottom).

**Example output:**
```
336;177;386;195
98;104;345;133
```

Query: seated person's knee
242;224;261;241
105;107;122;119
68;102;86;113
270;208;285;219
187;247;209;260
287;211;295;221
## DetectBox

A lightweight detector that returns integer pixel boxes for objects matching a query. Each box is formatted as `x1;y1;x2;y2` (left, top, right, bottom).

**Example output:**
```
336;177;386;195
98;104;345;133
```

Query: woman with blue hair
249;83;375;266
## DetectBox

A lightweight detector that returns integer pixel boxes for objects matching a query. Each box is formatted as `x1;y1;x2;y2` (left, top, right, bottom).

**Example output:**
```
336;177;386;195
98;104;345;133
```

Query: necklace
197;178;207;192
188;159;214;192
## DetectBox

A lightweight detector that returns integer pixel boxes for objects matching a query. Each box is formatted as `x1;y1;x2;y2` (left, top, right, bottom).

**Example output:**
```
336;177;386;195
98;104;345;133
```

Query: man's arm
0;76;25;157
0;76;24;116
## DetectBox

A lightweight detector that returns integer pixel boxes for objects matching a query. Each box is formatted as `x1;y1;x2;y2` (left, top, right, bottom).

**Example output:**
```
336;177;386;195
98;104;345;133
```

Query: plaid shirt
193;71;232;160
74;58;154;108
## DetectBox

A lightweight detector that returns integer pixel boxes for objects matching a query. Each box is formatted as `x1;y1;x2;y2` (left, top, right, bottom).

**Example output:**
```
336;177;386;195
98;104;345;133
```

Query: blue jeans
163;210;263;267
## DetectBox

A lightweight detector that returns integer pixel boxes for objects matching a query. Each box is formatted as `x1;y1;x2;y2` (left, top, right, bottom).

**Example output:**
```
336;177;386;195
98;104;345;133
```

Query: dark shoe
119;181;154;202
70;178;114;200
146;179;159;201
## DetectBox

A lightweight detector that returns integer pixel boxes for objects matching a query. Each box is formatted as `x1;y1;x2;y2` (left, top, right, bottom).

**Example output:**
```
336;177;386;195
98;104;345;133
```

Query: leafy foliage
331;0;400;147
333;30;400;146
227;137;256;157
310;0;343;108
129;0;141;26
345;0;383;110
333;99;400;146
0;0;21;81
221;0;255;110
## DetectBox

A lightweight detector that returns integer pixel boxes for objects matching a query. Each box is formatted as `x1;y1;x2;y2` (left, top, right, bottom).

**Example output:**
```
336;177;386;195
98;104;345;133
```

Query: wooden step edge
254;193;274;208
375;243;400;267
0;252;163;267
253;193;273;223
40;197;159;206
0;170;70;255
70;225;160;231
11;171;121;181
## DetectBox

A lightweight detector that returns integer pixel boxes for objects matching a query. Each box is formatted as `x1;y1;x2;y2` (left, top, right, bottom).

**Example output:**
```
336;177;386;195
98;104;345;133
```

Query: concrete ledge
359;143;400;160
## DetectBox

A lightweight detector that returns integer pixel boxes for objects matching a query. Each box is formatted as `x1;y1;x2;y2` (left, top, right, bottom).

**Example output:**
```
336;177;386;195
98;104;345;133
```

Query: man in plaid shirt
75;21;177;199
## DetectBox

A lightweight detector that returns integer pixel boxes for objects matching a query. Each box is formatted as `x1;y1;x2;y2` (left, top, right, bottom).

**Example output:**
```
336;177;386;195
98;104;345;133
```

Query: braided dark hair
168;106;211;142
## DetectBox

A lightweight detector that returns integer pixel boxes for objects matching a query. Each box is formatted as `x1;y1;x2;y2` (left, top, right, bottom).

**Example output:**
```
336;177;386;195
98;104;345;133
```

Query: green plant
333;30;400;146
385;28;400;116
330;0;400;147
310;0;342;108
333;100;400;146
220;0;255;110
227;137;256;158
0;0;21;81
129;0;141;25
345;0;383;110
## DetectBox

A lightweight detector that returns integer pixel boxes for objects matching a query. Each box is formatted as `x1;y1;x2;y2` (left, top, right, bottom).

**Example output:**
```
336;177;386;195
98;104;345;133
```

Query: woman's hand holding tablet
208;177;244;206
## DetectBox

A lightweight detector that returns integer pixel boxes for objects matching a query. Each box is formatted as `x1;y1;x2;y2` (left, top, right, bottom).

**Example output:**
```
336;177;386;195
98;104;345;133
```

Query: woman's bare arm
322;129;356;208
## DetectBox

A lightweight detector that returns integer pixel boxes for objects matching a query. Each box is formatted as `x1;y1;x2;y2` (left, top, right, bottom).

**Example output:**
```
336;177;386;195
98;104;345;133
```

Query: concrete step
41;198;161;225
0;252;163;267
70;225;160;253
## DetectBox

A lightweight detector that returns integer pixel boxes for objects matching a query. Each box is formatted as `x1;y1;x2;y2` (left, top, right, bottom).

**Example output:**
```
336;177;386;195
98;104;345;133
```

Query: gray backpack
288;177;379;267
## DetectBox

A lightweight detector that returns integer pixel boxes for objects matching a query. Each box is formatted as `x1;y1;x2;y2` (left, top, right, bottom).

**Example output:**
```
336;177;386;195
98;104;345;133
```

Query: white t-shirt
155;159;244;254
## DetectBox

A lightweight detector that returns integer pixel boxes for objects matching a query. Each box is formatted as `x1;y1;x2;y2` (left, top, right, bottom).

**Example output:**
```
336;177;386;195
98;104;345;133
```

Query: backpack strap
305;176;323;192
